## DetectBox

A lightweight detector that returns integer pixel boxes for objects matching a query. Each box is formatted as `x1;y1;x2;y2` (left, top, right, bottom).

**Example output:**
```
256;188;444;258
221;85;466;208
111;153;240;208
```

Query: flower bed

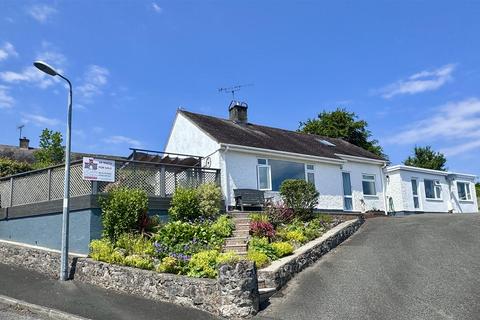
89;183;242;278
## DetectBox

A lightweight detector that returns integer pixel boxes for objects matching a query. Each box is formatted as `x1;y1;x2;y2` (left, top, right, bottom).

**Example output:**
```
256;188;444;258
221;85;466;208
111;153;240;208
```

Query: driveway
257;214;480;320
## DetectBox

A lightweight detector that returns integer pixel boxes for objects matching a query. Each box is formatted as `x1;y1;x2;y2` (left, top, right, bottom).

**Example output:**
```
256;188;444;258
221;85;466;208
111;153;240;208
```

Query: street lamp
33;61;72;281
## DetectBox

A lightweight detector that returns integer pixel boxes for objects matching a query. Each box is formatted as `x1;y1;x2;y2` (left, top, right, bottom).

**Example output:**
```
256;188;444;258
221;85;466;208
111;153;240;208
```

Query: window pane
466;183;471;199
306;164;314;170
435;186;441;199
362;181;376;195
258;166;269;190
362;174;374;181
411;179;418;196
344;197;353;211
457;182;467;200
307;172;315;185
425;180;434;198
257;159;267;165
269;159;305;191
413;196;419;209
342;172;352;196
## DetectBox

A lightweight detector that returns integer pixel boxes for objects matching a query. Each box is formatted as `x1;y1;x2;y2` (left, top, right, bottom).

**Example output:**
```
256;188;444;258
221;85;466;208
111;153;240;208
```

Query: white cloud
27;4;57;23
22;113;60;127
103;135;142;148
77;65;109;101
0;85;15;109
36;42;67;68
0;42;18;61
386;98;480;156
151;2;162;13
0;66;57;89
378;64;456;99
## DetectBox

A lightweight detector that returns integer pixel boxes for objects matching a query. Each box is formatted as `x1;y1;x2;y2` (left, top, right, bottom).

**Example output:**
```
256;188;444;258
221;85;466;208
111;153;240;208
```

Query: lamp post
33;61;72;281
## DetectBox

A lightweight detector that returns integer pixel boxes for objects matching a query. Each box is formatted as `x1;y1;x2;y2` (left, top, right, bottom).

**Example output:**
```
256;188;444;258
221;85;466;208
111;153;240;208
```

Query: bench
233;189;266;211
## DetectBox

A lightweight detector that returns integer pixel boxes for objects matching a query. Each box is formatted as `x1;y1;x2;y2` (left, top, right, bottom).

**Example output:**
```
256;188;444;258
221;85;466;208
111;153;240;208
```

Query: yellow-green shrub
246;249;270;268
89;239;124;264
187;250;219;278
124;255;154;270
156;256;182;274
116;233;155;256
271;242;294;258
197;183;222;218
216;251;241;265
285;230;308;243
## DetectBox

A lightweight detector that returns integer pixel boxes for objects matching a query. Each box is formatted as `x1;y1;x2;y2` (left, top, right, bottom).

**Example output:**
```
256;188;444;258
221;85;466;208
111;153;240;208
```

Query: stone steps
223;211;252;256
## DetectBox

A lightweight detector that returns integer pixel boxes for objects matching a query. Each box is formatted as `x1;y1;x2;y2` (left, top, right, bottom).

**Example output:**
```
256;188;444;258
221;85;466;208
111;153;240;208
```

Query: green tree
299;108;387;159
0;158;33;177
475;183;480;198
33;129;64;168
403;146;447;171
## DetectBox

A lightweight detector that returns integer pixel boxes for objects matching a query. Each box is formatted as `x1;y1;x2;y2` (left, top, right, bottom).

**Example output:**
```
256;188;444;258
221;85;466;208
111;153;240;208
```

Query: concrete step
224;244;248;253
232;218;250;225
259;287;277;304
233;231;249;238
229;212;250;219
225;237;249;246
235;223;250;231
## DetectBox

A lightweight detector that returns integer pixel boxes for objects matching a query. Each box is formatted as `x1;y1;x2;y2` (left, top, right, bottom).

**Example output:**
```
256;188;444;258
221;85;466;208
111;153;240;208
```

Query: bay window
256;159;316;191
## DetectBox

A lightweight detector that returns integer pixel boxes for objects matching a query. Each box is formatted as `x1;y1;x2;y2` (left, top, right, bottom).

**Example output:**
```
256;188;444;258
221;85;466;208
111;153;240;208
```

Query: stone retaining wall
0;240;258;319
258;218;364;290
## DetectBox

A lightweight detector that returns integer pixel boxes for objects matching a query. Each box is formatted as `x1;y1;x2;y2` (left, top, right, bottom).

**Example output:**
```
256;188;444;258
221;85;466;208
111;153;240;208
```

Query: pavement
0;263;218;320
257;214;480;320
0;303;49;320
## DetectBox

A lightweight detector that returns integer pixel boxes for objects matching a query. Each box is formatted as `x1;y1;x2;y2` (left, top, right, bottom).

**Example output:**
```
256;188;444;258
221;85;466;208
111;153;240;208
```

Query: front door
342;172;353;211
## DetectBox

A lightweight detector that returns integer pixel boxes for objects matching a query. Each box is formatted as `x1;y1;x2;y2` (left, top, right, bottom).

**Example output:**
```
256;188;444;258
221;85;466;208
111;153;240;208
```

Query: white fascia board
335;153;387;165
384;165;476;178
219;143;346;165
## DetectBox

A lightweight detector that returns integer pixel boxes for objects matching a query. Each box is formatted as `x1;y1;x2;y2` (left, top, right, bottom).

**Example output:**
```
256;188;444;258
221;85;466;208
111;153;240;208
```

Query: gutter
219;143;346;165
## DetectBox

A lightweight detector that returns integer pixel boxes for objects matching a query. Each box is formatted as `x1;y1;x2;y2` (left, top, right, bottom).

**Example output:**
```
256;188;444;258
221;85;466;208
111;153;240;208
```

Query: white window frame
424;179;442;200
456;181;472;201
257;159;271;191
342;171;354;211
362;174;377;196
305;164;315;186
411;178;420;209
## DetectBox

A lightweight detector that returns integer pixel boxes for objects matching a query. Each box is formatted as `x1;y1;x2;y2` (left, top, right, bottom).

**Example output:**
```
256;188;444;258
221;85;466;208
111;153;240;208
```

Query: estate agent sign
82;157;115;182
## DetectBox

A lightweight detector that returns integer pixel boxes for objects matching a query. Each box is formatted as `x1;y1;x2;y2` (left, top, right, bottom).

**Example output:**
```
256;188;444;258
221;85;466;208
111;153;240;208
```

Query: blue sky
1;1;480;177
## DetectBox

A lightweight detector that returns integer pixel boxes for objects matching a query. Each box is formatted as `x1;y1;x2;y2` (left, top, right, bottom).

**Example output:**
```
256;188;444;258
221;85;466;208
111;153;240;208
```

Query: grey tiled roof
180;110;384;161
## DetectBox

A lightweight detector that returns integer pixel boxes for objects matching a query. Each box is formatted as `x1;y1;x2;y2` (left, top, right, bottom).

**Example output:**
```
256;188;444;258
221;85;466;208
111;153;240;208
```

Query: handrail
0;157;220;181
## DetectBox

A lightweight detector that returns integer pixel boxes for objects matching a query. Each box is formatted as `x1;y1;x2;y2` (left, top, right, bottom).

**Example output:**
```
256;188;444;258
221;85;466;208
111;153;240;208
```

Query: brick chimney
19;137;30;149
229;101;248;124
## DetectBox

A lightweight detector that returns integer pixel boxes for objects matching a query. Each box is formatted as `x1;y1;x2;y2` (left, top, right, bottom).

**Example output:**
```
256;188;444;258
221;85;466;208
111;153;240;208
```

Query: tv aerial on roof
218;83;253;100
17;124;25;139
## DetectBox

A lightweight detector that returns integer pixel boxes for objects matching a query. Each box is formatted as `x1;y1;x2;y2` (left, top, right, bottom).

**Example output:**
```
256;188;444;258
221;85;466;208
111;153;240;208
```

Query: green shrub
249;213;269;222
317;214;333;224
280;179;319;220
89;239;125;264
124;255;154;270
246;249;270;268
210;215;234;238
248;237;277;260
216;251;241;265
271;242;294;257
168;188;200;221
284;230;308;243
156;256;182;274
116;233;155;256
197;183;222;218
187;250;220;278
0;158;33;178
99;188;148;243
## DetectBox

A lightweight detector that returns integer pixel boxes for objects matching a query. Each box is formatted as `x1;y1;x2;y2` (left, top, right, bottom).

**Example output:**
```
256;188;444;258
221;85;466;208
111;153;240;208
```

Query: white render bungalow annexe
385;165;478;214
165;101;478;214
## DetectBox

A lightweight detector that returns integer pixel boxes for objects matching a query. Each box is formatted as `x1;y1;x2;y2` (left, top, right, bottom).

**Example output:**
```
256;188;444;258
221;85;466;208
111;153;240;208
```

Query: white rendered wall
385;171;405;212
449;176;478;213
164;112;221;169
342;162;386;212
